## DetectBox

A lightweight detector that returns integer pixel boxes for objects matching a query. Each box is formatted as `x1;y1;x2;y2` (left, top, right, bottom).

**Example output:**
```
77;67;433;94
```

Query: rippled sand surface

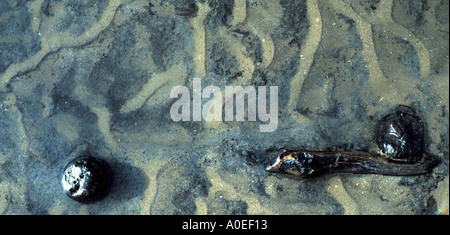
0;0;448;214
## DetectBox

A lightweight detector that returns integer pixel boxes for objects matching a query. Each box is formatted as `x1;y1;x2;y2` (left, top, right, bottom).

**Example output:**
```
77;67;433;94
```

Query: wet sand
0;0;448;214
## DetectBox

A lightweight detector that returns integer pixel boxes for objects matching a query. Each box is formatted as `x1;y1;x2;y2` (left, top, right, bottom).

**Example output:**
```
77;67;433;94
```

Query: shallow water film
0;0;448;215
